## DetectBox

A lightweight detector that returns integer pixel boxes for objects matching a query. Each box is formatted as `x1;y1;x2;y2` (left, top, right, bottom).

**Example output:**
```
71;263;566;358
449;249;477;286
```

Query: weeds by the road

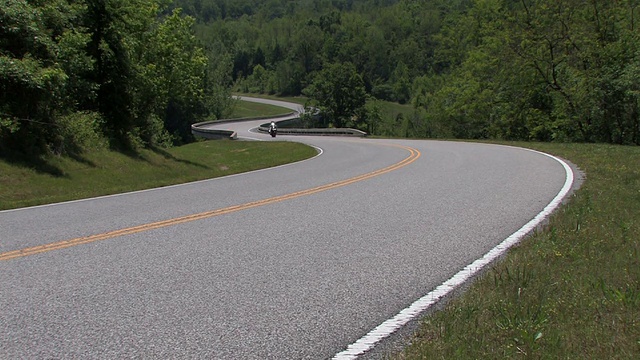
397;142;640;359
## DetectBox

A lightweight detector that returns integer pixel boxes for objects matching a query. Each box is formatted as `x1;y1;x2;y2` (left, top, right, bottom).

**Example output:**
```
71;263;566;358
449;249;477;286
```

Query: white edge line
332;148;575;360
1;145;324;214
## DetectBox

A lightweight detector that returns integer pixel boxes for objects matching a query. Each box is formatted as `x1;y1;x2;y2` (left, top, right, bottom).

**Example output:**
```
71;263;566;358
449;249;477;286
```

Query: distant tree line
1;0;233;158
183;0;639;144
2;0;638;158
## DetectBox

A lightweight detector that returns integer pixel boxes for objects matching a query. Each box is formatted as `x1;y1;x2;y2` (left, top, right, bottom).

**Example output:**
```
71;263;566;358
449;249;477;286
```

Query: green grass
234;93;308;107
396;142;640;359
229;99;293;118
376;100;415;120
0;141;317;211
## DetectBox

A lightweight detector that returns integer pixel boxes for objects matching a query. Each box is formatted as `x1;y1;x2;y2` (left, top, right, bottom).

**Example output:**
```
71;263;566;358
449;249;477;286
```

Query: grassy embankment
396;142;639;359
228;97;294;118
0;100;314;211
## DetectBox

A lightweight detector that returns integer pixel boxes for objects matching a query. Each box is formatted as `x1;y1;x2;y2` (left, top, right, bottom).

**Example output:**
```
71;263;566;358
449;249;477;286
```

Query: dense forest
1;0;233;158
2;0;639;159
182;0;639;143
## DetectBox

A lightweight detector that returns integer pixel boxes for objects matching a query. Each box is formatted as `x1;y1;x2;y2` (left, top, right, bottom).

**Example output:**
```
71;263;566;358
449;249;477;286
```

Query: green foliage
134;8;209;145
0;0;96;156
183;0;640;145
303;61;367;128
203;50;234;120
1;0;233;160
194;0;444;99
54;111;106;153
3;0;638;154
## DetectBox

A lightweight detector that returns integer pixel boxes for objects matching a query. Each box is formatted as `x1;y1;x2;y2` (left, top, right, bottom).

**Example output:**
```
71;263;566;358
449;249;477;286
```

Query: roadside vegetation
186;0;639;144
396;142;640;359
0;140;316;211
5;1;637;162
229;98;295;118
1;0;236;159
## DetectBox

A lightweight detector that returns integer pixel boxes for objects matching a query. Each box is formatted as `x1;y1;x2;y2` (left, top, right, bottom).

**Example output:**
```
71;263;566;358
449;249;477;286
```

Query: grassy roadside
234;93;308;107
396;142;639;359
1;96;314;211
230;98;294;118
0;141;316;211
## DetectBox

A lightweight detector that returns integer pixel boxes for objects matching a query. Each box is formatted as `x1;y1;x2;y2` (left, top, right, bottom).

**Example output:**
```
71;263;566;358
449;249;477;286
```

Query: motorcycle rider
269;121;277;136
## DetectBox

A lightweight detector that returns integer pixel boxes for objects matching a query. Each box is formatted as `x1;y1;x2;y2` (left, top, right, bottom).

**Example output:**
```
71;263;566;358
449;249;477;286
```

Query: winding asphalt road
0;98;574;359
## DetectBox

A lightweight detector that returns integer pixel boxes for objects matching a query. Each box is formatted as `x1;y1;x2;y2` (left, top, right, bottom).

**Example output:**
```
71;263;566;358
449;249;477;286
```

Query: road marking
0;145;419;261
0;146;323;215
332;148;575;359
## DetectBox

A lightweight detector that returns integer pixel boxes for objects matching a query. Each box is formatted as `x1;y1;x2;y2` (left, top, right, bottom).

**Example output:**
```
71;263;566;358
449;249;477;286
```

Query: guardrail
257;123;367;137
190;122;237;140
191;113;297;140
191;110;367;139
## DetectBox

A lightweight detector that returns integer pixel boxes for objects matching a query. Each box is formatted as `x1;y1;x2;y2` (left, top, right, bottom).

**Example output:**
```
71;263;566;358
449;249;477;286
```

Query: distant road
0;98;574;359
237;95;306;113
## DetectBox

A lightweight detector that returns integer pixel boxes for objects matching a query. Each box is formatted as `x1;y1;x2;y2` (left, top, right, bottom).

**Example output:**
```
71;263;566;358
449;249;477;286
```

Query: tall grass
397;142;640;359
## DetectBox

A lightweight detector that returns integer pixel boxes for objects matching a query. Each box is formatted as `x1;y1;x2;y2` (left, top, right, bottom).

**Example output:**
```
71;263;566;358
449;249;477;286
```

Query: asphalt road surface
0;98;574;359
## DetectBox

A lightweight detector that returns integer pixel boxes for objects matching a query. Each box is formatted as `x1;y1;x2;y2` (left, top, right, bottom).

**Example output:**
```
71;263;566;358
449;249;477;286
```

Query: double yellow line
0;144;420;261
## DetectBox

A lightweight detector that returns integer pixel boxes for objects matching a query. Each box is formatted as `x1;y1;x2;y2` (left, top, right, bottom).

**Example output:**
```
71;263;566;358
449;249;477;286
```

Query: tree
1;0;235;158
506;0;640;143
203;50;234;120
136;8;209;145
390;61;411;103
291;23;325;74
0;0;102;156
83;0;161;147
303;61;367;128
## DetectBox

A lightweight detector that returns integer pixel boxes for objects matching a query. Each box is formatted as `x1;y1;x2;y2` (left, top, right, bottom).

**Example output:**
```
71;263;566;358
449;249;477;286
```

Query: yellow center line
0;144;420;261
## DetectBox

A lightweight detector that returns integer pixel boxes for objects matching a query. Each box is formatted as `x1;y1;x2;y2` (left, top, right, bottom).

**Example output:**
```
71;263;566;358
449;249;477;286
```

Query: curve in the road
333;146;575;359
182;97;578;359
0;144;419;262
0;97;578;359
196;98;577;358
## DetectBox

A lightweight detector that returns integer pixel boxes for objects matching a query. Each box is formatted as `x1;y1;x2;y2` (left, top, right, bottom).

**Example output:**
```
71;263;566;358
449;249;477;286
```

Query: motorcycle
268;124;277;137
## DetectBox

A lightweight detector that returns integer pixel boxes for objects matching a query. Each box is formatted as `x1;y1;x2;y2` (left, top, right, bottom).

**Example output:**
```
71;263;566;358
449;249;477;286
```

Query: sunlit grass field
0;141;316;211
229;98;292;118
396;142;640;359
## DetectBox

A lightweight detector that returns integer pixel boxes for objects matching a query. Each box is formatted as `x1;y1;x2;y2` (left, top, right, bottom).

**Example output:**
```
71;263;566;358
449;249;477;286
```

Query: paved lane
0;101;573;359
